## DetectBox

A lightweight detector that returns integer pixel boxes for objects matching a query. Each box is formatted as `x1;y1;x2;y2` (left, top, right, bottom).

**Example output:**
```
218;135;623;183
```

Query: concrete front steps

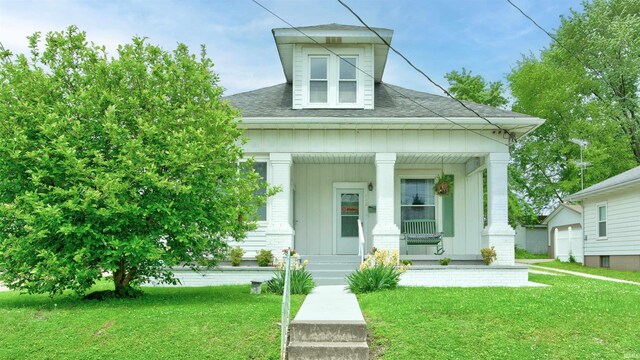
288;321;368;360
287;286;369;360
302;255;360;286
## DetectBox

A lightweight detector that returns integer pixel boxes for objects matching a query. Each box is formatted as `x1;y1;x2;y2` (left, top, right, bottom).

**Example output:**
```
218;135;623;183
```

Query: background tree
445;69;537;227
508;0;640;214
0;27;269;297
444;67;508;108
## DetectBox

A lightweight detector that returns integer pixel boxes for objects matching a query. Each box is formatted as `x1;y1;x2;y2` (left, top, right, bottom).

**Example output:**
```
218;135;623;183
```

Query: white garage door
554;225;583;263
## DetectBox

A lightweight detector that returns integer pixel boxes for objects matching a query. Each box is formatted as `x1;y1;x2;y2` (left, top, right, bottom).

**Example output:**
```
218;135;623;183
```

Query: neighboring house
566;166;640;270
225;24;544;266
515;224;548;255
542;204;583;262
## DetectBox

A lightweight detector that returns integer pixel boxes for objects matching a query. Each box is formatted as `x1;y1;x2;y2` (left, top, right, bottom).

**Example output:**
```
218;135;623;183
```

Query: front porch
244;150;515;266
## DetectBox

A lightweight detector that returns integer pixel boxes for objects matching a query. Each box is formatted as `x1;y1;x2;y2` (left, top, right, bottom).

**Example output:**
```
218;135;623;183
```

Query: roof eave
565;178;640;201
237;116;544;134
272;27;394;83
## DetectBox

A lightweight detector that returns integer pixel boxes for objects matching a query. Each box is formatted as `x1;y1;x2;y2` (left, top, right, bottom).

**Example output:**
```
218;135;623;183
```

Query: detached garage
542;204;583;263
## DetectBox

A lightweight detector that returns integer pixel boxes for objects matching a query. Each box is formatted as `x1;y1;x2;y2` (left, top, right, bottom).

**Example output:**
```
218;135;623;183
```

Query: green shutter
442;175;454;237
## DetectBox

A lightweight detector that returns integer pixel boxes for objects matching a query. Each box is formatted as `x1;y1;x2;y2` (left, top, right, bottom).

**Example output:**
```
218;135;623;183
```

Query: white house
566;165;640;270
226;24;544;269
542;204;583;262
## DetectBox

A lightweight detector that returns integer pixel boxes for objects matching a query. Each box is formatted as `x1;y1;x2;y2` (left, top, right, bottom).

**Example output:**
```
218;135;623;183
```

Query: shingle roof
566;165;640;200
225;82;531;119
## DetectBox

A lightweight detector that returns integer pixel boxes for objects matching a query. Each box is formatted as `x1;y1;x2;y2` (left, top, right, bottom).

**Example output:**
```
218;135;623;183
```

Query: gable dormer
272;24;393;110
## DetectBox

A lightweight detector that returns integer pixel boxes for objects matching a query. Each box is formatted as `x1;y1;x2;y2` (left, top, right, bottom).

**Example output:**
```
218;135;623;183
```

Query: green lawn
0;284;304;360
359;274;640;359
534;260;640;283
514;246;548;259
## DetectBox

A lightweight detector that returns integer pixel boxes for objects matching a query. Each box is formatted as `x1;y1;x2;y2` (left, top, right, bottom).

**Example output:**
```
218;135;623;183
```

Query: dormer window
339;57;357;103
309;57;328;103
304;48;364;108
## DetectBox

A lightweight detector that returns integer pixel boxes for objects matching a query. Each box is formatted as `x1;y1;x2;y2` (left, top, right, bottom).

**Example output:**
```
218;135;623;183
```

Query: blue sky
0;0;583;96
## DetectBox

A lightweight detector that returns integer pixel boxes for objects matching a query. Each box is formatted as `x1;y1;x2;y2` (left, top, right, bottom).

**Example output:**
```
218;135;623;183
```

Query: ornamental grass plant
265;252;315;295
347;249;409;294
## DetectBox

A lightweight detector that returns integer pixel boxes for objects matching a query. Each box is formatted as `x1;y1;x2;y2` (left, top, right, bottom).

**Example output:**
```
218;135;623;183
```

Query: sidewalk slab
527;264;640;285
294;285;364;322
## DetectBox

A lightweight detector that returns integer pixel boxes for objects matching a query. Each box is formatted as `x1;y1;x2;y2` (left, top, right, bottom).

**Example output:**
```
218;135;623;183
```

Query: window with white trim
338;57;357;103
400;179;436;230
597;203;607;238
305;50;362;108
309;57;328;103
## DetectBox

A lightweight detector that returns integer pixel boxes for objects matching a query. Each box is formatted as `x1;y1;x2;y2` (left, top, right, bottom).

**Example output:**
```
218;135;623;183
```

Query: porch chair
402;219;444;255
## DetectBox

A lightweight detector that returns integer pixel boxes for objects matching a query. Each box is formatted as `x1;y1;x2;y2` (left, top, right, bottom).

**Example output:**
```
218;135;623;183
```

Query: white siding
292;45;304;109
244;129;507;154
362;44;374;109
465;171;483;254
583;190;640;256
229;227;267;258
293;164;376;255
291;162;482;257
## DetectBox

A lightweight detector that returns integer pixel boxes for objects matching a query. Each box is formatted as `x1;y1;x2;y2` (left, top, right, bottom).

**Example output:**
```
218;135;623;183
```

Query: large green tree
508;0;640;213
445;68;537;227
0;27;267;297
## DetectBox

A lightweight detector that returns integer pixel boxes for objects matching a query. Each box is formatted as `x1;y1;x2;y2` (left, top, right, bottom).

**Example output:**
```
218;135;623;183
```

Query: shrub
265;254;314;295
439;257;452;266
255;249;273;267
347;249;409;294
230;246;245;267
568;251;577;263
481;246;497;265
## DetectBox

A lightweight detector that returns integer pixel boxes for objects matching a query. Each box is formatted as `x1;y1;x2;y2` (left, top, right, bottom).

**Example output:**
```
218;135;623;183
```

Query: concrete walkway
294;285;364;322
288;286;368;360
526;264;640;285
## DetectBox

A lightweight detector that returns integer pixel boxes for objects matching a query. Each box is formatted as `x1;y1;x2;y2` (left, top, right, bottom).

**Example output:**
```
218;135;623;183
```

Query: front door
335;188;364;255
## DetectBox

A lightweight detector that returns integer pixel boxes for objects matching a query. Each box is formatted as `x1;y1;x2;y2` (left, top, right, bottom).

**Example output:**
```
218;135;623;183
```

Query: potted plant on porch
433;173;452;196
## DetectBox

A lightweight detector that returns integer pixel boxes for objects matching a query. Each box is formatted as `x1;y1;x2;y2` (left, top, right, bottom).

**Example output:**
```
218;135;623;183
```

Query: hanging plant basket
434;174;452;196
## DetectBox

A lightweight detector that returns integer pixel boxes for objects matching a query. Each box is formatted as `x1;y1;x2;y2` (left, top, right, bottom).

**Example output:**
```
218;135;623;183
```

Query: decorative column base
372;225;401;253
482;225;515;266
266;225;294;262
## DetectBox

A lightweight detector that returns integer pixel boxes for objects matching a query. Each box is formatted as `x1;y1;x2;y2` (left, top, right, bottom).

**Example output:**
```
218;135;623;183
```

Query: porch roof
292;152;485;164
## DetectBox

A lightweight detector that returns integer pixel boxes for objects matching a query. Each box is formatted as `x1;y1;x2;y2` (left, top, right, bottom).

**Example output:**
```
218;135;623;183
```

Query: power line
250;0;510;147
506;0;627;101
337;0;516;142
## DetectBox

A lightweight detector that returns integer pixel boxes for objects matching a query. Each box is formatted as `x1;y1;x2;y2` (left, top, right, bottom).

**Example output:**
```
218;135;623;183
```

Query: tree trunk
113;257;139;298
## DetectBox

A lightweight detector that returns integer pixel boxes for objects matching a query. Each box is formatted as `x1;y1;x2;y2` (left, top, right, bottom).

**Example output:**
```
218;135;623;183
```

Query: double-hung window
338;57;357;103
400;179;436;230
309;57;328;103
305;50;362;108
597;203;607;238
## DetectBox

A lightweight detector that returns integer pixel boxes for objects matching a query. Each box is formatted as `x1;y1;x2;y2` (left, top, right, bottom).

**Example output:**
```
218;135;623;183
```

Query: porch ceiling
292;153;486;164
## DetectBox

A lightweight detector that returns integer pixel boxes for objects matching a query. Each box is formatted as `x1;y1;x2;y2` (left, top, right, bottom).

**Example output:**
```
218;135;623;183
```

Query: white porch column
372;153;400;252
482;152;515;265
266;153;294;258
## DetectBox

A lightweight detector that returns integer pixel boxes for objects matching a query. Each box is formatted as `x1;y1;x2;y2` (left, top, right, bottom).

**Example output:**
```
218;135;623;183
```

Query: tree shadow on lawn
0;284;289;311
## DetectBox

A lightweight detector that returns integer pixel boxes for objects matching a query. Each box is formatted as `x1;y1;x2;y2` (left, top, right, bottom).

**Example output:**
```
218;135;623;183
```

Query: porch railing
357;218;366;264
280;251;292;360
